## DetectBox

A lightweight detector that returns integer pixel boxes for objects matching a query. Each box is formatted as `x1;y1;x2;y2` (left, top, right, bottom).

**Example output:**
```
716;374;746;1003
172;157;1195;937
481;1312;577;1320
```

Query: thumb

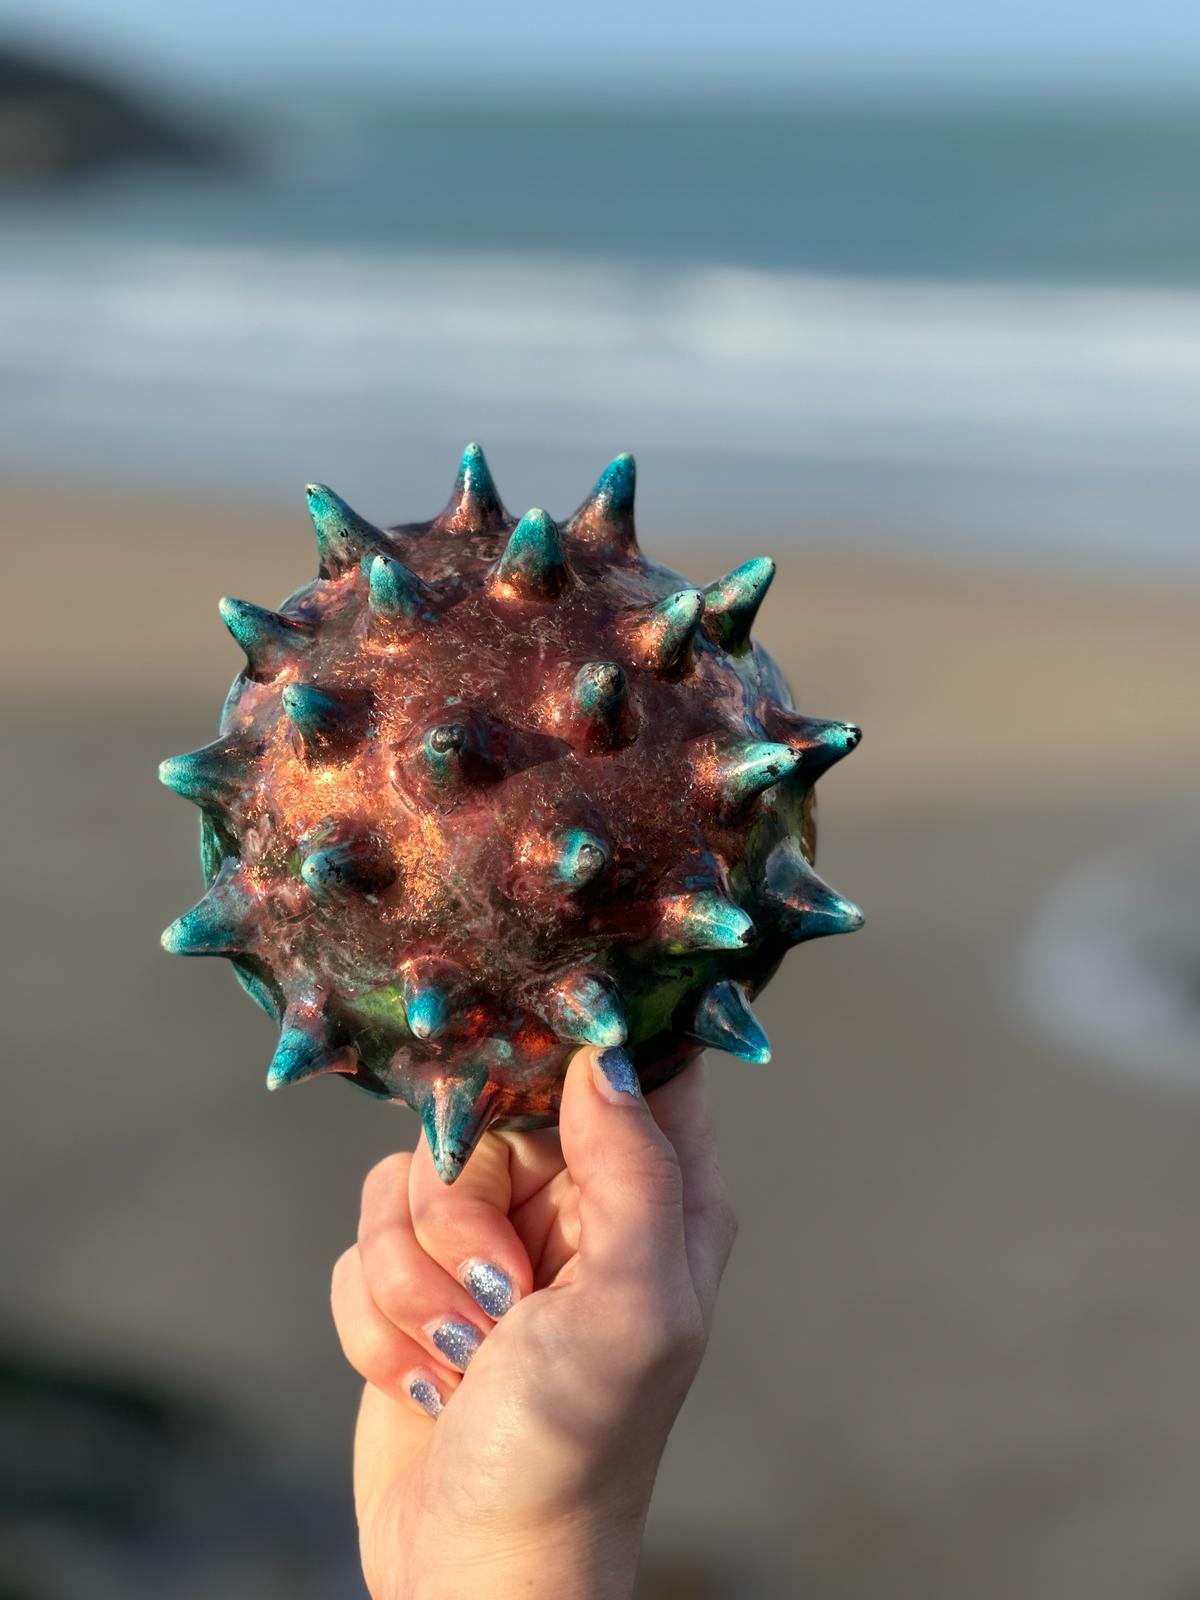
557;1046;689;1284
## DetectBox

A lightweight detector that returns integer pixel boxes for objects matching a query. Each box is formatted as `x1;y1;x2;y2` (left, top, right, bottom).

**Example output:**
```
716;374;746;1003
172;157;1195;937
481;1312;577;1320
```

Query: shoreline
16;478;1200;807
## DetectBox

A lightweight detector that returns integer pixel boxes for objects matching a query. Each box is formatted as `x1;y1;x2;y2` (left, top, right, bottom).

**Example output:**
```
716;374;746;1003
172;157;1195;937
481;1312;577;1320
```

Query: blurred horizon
4;39;1200;579
5;0;1200;93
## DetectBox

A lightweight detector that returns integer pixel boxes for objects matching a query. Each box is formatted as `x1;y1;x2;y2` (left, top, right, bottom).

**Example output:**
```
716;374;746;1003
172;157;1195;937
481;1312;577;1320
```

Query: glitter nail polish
430;1318;482;1370
461;1259;514;1319
408;1375;443;1418
595;1046;642;1099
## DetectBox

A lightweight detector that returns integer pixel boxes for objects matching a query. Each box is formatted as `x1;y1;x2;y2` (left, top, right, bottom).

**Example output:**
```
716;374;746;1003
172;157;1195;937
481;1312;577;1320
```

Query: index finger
407;1131;534;1319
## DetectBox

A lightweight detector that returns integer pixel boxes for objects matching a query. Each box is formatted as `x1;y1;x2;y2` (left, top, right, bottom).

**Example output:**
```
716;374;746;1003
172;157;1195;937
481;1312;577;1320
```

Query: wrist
389;1503;648;1600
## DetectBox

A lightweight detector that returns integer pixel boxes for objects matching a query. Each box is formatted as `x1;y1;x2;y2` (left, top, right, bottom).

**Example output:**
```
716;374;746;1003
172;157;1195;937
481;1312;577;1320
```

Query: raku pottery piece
160;446;862;1181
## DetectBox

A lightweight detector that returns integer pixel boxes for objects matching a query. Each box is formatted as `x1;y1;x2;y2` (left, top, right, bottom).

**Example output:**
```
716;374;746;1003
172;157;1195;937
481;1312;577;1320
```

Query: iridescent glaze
159;445;863;1182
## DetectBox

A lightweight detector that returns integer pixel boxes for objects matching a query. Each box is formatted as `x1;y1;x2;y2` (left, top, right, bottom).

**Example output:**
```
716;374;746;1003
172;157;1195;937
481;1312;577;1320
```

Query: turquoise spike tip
405;985;449;1041
305;482;381;577
281;683;355;755
455;441;498;499
692;980;771;1063
368;554;436;626
715;740;803;808
591;452;635;512
703;557;775;648
572;451;637;550
640;588;704;671
552;828;610;888
160;864;254;956
547;971;628;1048
218;597;313;677
445;441;505;529
158;740;248;805
496;508;568;598
659;890;755;953
266;1024;349;1091
421;1076;493;1182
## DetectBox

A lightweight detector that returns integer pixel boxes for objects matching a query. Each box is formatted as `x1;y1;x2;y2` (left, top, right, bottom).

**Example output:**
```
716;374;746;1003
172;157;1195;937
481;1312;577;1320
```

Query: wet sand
5;485;1200;1596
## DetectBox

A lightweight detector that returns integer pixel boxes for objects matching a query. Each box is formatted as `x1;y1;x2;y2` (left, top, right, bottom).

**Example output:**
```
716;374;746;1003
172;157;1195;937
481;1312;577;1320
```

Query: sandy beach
6;483;1200;1596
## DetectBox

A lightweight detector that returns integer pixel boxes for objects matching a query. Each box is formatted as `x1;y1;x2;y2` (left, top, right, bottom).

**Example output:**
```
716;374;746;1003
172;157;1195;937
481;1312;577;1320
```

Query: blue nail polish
431;1319;482;1370
462;1259;514;1319
597;1046;641;1097
409;1376;443;1418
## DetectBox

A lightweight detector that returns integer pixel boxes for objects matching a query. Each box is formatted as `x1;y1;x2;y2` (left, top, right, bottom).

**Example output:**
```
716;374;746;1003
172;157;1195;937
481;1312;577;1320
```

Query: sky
4;0;1200;92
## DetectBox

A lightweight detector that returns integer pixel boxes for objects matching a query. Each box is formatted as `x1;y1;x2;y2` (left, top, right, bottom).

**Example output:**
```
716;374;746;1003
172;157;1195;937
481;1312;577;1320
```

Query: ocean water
5;92;1199;575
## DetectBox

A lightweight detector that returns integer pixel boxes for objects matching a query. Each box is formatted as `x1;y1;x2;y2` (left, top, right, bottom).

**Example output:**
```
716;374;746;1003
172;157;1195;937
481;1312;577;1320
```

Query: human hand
330;1045;738;1600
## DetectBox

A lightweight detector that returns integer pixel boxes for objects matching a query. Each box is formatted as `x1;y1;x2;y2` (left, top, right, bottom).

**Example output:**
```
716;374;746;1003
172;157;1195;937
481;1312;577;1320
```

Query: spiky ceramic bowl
160;446;862;1181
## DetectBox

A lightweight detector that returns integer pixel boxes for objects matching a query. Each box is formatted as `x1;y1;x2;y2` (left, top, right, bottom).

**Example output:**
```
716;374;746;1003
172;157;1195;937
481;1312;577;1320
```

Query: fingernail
407;1373;443;1418
593;1046;642;1102
461;1259;515;1319
428;1318;483;1371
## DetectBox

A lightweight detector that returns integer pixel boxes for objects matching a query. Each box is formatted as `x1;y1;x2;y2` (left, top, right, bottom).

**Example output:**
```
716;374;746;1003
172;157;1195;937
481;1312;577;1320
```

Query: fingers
495;1123;570;1209
510;1165;581;1289
557;1046;691;1289
355;1151;508;1383
407;1131;534;1317
337;1049;733;1431
330;1243;459;1419
646;1057;738;1327
337;1127;539;1427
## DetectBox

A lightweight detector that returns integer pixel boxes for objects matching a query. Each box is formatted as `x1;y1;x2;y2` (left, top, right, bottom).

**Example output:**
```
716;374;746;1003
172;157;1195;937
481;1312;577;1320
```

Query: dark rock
0;43;220;182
